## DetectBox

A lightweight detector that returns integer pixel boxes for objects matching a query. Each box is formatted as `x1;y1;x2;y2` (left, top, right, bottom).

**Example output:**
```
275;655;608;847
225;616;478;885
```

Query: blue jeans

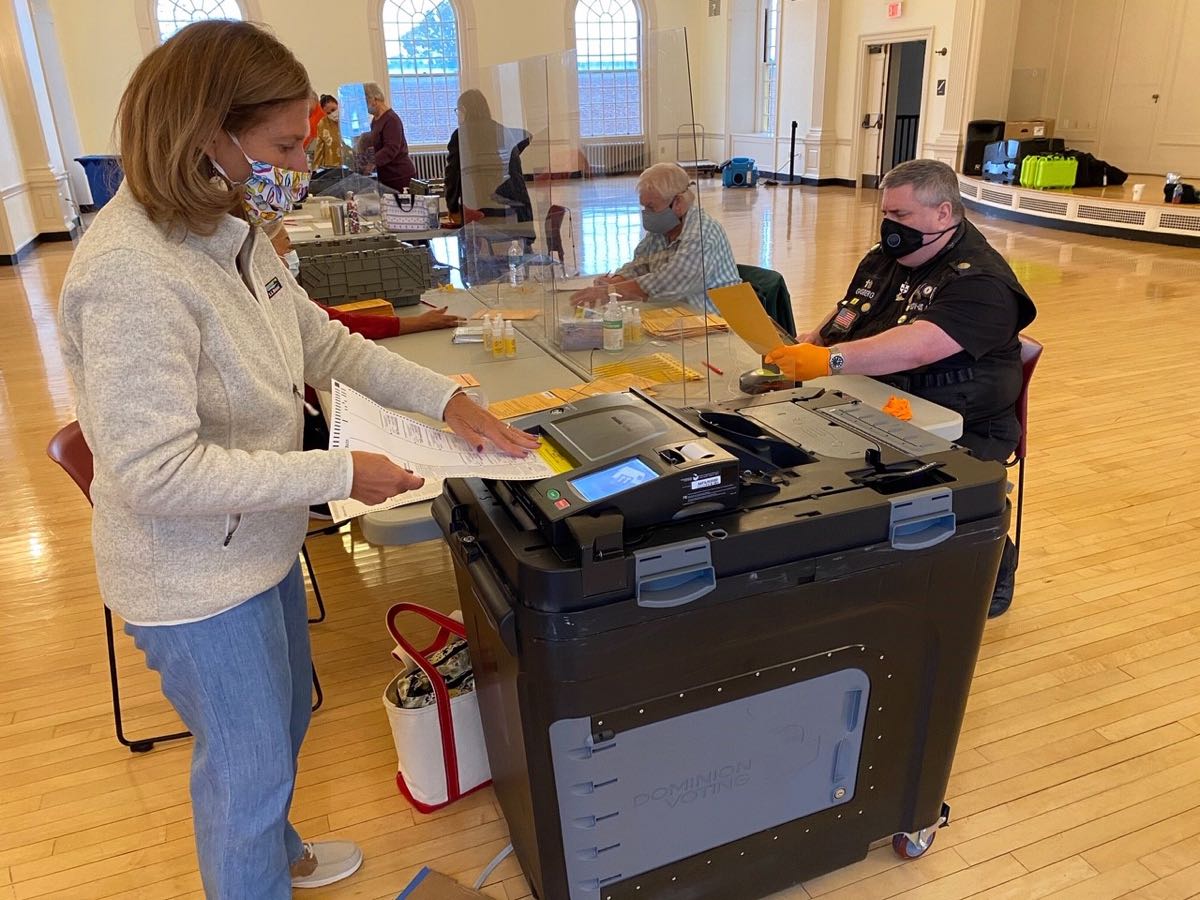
127;562;311;899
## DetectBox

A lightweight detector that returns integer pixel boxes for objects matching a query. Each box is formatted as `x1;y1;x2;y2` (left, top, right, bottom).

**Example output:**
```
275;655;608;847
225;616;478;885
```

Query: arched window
574;0;643;138
381;0;461;146
155;0;244;42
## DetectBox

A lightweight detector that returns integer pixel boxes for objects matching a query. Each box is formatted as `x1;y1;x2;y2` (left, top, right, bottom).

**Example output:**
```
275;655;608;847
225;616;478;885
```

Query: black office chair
47;421;325;753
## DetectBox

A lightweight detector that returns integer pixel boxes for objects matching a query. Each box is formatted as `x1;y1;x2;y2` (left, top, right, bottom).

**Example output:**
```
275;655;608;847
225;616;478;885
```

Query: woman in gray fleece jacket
58;21;536;898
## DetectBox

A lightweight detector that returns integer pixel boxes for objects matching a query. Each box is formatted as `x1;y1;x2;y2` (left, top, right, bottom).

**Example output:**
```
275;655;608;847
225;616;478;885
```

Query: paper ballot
707;282;797;355
326;380;553;521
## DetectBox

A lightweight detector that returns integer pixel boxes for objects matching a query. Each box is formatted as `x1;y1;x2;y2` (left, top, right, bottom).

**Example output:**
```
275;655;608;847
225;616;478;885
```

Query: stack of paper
488;374;659;420
641;306;729;340
591;352;703;384
326;381;555;520
469;308;541;321
451;325;486;344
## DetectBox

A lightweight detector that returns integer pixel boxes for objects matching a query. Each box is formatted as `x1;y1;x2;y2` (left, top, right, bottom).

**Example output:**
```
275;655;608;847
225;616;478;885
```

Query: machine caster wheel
892;830;935;859
129;741;155;753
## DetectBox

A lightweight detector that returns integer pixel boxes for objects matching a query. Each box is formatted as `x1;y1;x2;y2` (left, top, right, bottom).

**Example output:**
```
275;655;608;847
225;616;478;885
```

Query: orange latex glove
764;343;832;381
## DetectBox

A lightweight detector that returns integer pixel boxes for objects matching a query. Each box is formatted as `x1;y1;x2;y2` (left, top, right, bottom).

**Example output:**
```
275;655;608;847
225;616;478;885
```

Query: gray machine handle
889;489;957;551
889;511;957;550
457;534;518;656
635;539;716;608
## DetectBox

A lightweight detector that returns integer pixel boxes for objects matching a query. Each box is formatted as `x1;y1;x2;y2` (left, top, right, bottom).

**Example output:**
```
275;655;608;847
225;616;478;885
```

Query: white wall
44;0;717;159
48;0;142;155
1007;0;1200;174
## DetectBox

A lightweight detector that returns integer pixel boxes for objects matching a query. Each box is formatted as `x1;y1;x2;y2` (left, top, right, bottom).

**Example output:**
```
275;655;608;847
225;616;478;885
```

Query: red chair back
1015;335;1044;462
47;420;95;505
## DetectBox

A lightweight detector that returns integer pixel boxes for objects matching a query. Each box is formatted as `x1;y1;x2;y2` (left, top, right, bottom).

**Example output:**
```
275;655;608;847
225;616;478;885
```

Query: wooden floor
4;178;1200;899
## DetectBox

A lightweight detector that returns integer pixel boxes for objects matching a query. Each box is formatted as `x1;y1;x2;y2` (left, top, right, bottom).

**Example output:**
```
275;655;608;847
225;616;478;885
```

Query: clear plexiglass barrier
296;28;798;414
453;28;785;410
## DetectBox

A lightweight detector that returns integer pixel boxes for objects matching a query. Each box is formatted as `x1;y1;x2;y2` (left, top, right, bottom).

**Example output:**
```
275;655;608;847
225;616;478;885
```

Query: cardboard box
1005;118;1055;140
330;298;396;317
396;868;489;900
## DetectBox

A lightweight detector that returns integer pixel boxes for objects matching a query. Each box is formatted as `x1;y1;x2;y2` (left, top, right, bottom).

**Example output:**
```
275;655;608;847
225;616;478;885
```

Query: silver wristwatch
828;345;847;374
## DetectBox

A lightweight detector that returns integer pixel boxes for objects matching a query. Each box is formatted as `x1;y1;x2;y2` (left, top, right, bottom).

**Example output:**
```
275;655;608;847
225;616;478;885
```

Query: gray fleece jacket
59;185;459;625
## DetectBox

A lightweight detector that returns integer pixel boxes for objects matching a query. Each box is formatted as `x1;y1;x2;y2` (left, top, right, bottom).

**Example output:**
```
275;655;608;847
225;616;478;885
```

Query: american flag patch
834;307;858;330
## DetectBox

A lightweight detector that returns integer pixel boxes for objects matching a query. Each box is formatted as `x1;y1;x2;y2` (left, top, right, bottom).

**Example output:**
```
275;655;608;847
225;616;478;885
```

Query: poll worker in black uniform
766;159;1036;618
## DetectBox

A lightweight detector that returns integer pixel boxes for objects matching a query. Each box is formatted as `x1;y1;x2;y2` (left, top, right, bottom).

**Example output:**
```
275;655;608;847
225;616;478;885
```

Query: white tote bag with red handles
383;603;491;813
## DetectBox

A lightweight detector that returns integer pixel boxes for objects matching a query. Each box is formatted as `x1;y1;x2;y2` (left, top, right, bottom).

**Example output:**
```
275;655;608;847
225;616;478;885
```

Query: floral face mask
212;133;310;226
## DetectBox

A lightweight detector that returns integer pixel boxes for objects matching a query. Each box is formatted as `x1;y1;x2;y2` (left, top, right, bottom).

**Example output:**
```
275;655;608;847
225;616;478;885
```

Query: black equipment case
981;137;1066;184
434;388;1009;900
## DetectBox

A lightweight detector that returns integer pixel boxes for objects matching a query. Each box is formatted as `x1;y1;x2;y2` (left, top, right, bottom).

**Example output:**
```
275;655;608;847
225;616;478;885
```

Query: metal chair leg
105;606;192;753
312;664;324;712
301;542;326;624
1013;457;1026;569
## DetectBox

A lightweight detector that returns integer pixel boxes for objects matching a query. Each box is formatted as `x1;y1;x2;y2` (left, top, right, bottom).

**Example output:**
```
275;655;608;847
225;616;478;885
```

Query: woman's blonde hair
116;20;311;236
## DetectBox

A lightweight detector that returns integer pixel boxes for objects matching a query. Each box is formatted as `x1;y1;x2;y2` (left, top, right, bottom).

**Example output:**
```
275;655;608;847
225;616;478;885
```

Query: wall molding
0;226;77;267
846;26;936;188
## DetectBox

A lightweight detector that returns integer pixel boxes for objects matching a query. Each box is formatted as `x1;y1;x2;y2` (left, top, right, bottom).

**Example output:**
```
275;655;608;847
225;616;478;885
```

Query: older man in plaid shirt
572;163;739;312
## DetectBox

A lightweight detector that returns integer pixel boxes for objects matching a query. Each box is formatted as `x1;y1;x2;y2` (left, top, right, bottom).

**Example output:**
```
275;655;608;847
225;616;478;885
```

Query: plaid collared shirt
616;207;740;311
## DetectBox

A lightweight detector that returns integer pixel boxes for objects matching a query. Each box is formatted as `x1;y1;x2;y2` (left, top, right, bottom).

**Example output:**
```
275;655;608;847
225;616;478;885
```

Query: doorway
856;37;928;189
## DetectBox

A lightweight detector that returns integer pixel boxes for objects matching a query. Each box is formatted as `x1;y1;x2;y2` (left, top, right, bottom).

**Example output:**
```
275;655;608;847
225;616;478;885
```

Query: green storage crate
294;236;433;306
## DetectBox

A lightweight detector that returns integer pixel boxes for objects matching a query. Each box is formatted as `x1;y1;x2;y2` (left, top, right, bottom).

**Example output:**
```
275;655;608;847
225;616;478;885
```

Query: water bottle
603;294;625;353
508;240;524;285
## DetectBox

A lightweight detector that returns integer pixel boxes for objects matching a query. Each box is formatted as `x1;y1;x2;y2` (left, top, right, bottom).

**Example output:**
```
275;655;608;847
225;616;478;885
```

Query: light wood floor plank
8;181;1200;896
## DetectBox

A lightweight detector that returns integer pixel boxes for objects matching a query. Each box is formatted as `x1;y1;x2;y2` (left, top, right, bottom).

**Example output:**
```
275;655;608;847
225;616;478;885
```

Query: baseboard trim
0;226;79;266
963;197;1200;249
758;172;856;188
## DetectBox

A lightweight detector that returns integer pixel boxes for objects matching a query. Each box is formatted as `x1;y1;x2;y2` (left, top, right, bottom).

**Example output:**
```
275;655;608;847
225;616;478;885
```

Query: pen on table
418;298;440;309
703;361;724;376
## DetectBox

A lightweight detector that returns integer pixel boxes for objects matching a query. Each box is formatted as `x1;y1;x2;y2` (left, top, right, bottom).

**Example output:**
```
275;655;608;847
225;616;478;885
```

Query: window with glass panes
382;0;461;146
575;0;643;138
758;0;780;135
155;0;243;42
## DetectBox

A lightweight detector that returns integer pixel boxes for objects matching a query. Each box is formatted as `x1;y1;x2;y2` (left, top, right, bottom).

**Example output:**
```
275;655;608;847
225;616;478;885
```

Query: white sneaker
291;840;364;889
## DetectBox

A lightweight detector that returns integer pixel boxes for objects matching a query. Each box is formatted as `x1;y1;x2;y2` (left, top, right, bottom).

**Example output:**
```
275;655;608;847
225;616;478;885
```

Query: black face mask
880;218;956;259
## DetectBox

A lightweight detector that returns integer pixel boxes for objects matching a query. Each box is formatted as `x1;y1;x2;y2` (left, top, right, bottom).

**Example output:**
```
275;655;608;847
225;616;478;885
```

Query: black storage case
981;137;1066;184
961;119;1005;176
434;390;1009;900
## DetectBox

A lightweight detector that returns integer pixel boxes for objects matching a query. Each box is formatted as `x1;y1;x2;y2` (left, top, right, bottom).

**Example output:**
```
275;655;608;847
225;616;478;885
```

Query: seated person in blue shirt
572;162;739;311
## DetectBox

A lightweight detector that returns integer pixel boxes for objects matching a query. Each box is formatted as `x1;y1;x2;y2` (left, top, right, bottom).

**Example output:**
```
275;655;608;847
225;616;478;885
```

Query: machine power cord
473;842;515;890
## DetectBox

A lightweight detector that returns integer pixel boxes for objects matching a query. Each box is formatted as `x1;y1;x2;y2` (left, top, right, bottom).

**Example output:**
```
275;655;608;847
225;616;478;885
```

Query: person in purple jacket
362;81;417;192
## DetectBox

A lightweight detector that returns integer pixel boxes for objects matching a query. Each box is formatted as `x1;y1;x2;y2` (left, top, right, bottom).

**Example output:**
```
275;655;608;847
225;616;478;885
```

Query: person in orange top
304;90;324;149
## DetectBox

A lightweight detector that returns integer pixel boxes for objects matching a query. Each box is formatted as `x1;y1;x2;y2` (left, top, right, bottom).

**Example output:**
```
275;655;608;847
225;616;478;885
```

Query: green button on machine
546;489;561;500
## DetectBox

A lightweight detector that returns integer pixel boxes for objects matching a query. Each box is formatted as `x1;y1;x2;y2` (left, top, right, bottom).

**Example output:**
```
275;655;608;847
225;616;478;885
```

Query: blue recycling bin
75;156;124;210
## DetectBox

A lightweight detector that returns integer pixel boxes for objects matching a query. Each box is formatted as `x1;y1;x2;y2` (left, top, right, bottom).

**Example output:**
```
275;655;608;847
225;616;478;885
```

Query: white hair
636;163;695;209
363;82;386;103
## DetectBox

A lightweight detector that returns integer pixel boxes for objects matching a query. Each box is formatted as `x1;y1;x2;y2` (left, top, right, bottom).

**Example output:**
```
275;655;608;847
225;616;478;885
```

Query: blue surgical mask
284;249;300;278
642;198;681;234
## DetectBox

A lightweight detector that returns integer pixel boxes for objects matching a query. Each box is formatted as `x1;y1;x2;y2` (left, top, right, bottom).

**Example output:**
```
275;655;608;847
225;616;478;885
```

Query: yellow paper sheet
536;438;576;474
591;352;702;383
469;308;542;321
489;391;562;420
707;283;793;355
450;373;480;387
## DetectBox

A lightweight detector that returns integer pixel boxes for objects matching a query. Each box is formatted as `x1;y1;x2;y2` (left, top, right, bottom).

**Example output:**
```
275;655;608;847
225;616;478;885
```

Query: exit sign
887;1;903;17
